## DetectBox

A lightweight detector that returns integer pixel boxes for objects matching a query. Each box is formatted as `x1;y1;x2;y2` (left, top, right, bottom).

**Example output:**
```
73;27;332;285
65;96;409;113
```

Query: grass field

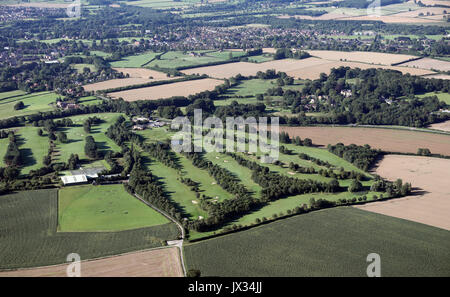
17;126;50;174
142;153;208;220
124;0;200;8
72;63;97;74
204;152;262;197
53;113;122;162
0;91;58;119
0;189;179;270
184;207;450;276
416;91;450;105
147;50;245;69
58;184;170;232
110;51;162;68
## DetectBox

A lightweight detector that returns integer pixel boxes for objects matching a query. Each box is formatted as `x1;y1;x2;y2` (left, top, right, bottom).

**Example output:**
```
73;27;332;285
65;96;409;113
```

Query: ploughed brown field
107;78;223;101
182;57;434;80
0;247;183;277
279;126;450;155
83;68;172;92
355;155;450;231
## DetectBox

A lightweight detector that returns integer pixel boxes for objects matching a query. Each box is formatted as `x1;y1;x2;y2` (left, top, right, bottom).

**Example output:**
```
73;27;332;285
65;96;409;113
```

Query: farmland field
107;78;223;101
355;155;450;231
58;184;170;232
110;51;162;68
280;126;450;155
399;57;450;72
146;50;246;69
184;207;450;276
430;120;450;132
83;68;174;91
307;50;417;65
416;91;450;105
0;189;179;270
0;247;183;277
182;57;435;80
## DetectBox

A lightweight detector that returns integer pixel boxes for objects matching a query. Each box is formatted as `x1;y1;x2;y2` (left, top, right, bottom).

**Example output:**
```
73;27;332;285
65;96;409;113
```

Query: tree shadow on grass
142;155;193;219
20;148;36;169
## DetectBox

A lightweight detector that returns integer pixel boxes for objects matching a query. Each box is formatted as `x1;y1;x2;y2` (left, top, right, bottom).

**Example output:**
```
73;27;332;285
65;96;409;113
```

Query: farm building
61;174;88;186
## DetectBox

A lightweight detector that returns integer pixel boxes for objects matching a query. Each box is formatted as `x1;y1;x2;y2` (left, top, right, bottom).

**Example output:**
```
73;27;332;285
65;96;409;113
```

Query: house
61;174;88;186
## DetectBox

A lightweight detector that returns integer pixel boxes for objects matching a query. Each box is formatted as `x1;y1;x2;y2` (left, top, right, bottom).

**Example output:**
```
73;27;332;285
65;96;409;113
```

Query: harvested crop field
83;68;173;92
112;68;170;79
0;247;183;277
425;74;450;80
430;120;450;132
306;50;417;66
355;155;450;231
338;14;442;23
280;126;450;155
398;57;450;72
84;78;154;92
108;78;223;101
182;57;434;80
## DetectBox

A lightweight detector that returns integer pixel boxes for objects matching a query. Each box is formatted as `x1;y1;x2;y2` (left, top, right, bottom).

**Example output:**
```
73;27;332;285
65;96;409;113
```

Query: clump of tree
14;101;25;110
3;132;22;167
84;136;101;159
328;143;380;171
417;148;431;156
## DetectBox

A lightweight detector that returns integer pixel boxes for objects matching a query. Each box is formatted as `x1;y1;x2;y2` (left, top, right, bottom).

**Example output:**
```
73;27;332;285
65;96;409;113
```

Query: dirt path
355;155;450;231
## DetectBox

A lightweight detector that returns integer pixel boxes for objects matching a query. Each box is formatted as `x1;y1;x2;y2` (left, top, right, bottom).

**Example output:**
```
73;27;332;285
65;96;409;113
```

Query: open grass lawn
123;0;200;8
176;152;234;203
417;91;450;105
72;63;97;74
0;91;102;120
0;91;58;119
58;184;170;232
17;126;50;174
184;207;450;276
110;51;162;68
141;153;208;220
136;126;175;143
0;89;26;100
247;54;273;63
148;50;241;69
225;79;276;97
0;189;179;270
0;126;49;173
205;152;262;197
54;113;122;162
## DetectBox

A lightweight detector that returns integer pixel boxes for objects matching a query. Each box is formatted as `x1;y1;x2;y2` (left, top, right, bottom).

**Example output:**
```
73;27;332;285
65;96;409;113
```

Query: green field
110;51;162;68
58;184;170;232
123;0;200;9
0;189;179;270
417;91;450;105
72;63;97;73
54;113;122;162
147;50;245;69
142;153;208;220
0;91;59;119
184;207;450;276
